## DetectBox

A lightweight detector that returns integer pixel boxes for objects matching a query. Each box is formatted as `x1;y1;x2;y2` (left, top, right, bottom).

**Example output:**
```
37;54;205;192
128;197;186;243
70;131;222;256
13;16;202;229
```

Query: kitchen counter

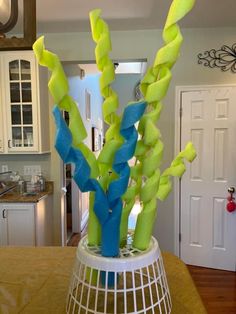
0;181;53;203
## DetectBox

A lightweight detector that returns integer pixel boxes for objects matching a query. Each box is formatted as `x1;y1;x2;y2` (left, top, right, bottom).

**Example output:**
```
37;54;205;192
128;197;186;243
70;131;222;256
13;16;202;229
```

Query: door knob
228;187;235;194
227;187;236;213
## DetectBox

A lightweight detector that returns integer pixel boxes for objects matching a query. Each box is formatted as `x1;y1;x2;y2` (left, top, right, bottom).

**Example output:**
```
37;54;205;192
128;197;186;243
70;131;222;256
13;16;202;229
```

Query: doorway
61;110;81;245
175;85;236;271
61;63;102;245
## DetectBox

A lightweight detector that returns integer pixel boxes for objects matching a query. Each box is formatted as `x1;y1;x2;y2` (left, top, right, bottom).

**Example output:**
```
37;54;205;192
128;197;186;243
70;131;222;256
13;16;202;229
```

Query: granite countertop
0;181;53;203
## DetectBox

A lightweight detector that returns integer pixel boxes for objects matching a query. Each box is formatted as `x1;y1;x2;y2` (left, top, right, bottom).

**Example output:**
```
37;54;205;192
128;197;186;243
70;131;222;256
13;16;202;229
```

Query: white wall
0;154;51;178
111;73;142;115
67;71;103;149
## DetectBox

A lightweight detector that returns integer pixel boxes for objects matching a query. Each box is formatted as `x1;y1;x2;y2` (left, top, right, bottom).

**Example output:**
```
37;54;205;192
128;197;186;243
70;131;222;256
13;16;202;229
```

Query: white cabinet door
0;56;4;153
0;98;4;153
0;203;36;246
3;52;39;153
0;50;50;154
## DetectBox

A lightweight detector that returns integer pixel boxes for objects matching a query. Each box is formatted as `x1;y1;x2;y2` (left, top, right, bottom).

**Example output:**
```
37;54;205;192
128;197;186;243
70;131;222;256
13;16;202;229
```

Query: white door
180;86;236;271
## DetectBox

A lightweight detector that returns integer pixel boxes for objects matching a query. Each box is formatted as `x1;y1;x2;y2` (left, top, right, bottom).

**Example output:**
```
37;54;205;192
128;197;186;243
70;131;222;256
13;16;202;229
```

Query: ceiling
1;0;236;34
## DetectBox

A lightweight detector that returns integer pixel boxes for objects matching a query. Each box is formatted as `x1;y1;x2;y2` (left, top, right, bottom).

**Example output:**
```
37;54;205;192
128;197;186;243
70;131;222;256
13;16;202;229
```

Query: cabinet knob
2;209;6;218
8;140;11;148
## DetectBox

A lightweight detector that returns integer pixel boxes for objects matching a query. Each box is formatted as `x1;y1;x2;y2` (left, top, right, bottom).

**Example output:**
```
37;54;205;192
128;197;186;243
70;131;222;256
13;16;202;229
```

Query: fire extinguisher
226;187;236;213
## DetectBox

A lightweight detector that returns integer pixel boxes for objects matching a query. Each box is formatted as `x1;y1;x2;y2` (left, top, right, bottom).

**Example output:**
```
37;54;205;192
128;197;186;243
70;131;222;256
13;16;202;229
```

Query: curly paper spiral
53;99;145;256
103;100;146;256
133;142;196;249
132;0;196;250
157;142;196;200
90;9;123;177
53;106;109;223
90;9;119;127
33;37;99;178
89;9;125;246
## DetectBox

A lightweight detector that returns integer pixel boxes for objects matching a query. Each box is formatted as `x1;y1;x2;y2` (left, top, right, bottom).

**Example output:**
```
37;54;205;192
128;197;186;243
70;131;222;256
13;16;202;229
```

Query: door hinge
179;107;183;118
179;233;182;242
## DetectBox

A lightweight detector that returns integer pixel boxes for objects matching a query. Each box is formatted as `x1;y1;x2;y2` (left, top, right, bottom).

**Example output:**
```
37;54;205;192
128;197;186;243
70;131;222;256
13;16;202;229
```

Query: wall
0;154;51;180
66;69;103;150
111;73;142;115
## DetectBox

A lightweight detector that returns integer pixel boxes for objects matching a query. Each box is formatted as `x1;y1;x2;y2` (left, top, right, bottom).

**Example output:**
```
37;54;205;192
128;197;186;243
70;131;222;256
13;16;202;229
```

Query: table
0;247;207;313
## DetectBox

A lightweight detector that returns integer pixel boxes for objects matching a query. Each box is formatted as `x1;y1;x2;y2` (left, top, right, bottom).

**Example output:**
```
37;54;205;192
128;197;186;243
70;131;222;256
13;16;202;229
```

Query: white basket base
67;236;172;314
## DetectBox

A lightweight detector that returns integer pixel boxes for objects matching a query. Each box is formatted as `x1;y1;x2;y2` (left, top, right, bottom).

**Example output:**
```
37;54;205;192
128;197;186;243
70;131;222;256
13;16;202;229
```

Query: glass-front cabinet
0;51;50;154
0;57;3;153
5;55;38;152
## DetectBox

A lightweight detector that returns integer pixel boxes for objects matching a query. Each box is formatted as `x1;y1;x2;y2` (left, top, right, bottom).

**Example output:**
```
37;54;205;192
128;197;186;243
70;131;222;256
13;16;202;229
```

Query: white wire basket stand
66;235;172;314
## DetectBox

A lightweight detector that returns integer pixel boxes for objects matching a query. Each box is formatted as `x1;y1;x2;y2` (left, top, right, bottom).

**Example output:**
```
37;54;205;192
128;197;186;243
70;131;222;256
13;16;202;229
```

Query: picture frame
0;0;36;51
92;126;100;151
85;89;91;121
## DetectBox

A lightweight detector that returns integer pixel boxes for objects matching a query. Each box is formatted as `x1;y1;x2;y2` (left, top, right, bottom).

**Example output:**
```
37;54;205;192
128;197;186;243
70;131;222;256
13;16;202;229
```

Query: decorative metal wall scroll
198;44;236;73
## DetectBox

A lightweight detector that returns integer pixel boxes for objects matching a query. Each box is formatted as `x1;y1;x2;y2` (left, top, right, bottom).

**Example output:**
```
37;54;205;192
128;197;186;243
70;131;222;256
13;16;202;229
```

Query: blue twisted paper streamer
102;101;147;257
53;101;146;257
53;106;110;225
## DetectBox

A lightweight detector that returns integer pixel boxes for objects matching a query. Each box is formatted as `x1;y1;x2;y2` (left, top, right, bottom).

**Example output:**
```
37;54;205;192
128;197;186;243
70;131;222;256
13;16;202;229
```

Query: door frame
174;84;236;257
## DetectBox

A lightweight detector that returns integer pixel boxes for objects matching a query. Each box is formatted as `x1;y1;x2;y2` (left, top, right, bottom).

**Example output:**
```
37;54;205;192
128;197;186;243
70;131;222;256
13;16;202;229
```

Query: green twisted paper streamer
90;9;123;176
90;9;119;127
133;142;196;249
33;37;99;179
89;9;124;245
119;98;163;240
33;36;102;248
130;0;196;250
157;142;196;201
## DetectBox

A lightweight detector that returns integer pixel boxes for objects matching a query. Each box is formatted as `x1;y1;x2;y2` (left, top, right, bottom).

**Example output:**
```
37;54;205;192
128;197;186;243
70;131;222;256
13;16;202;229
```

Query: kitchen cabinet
0;195;53;246
0;103;3;153
0;51;50;154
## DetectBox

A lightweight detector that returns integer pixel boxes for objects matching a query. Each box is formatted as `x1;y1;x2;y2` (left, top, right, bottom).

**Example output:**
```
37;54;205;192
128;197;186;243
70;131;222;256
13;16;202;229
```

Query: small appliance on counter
38;173;46;191
25;181;41;193
25;173;46;194
18;180;26;194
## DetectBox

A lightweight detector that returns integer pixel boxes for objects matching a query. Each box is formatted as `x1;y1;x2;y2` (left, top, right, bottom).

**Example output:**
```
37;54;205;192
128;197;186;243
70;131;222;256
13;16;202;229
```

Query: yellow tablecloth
0;247;206;313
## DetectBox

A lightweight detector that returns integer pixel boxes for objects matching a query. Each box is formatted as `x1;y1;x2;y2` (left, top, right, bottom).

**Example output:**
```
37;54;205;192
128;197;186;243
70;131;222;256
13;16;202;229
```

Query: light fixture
114;62;119;70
